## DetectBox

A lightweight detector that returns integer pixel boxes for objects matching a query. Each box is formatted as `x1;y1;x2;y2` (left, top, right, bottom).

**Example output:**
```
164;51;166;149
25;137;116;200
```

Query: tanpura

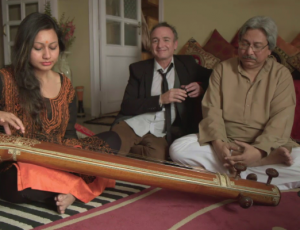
0;134;280;208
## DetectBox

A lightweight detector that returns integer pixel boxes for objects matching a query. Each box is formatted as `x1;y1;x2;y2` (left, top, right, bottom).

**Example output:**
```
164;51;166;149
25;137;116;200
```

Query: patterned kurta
0;68;115;203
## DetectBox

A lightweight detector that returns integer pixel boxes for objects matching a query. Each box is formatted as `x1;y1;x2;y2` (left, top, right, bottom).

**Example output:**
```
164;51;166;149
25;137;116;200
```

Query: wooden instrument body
0;135;281;206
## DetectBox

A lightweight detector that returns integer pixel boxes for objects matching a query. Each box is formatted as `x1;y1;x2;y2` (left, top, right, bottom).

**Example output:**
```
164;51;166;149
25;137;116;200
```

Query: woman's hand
0;111;25;135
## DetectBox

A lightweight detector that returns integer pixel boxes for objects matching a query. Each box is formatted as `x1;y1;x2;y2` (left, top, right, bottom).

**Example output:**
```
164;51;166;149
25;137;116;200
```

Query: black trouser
0;164;57;203
94;131;121;152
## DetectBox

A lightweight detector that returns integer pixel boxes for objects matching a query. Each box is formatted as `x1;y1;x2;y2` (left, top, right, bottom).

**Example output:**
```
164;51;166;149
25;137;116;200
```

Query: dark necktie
158;63;174;144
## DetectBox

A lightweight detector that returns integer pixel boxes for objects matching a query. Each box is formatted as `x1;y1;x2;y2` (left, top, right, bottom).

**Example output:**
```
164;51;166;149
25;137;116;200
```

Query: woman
0;12;120;214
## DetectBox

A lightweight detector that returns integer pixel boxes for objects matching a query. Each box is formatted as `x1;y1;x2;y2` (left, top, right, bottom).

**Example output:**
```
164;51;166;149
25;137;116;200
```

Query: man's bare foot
250;147;293;167
54;194;76;214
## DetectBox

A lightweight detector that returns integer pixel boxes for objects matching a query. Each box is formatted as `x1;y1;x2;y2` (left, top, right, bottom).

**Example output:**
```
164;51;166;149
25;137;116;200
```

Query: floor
76;114;111;134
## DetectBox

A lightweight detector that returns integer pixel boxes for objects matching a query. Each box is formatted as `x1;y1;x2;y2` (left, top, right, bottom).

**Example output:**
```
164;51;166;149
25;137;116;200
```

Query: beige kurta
199;57;299;154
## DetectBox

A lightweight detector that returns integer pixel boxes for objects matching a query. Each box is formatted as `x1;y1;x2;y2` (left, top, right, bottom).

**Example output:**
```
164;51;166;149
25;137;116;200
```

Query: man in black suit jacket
111;22;212;160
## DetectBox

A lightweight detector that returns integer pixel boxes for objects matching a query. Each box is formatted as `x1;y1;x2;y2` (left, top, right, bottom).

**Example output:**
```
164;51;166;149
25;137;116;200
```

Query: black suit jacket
113;55;212;141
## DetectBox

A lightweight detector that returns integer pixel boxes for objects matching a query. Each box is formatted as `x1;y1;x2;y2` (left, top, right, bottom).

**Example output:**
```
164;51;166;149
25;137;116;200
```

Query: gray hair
150;22;178;41
239;16;278;50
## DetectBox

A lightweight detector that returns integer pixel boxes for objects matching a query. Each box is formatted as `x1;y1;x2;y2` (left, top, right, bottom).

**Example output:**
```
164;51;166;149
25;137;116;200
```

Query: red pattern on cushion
192;54;202;66
203;29;237;61
291;80;300;141
75;123;95;137
277;36;300;56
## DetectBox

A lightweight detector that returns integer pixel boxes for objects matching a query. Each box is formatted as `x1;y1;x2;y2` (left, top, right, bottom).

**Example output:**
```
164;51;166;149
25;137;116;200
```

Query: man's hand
181;82;204;98
224;140;266;167
212;139;239;172
0;111;25;135
160;88;187;104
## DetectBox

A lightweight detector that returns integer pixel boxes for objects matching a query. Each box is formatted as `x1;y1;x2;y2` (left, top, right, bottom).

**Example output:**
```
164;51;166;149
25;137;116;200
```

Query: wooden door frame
88;0;164;117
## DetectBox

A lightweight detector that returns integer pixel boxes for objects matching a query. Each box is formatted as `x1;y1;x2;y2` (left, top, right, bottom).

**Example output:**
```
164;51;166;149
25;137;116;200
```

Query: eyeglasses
238;42;269;52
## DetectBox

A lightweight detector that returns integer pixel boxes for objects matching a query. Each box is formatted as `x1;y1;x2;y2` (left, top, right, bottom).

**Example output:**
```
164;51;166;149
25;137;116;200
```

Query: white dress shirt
125;58;176;137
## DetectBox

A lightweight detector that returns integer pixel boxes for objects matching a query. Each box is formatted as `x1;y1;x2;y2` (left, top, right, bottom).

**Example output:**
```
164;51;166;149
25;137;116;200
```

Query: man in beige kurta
169;16;300;190
199;57;298;152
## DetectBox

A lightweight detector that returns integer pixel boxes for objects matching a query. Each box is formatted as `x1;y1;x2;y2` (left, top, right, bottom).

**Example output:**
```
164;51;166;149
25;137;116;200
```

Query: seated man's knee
169;140;184;162
95;131;121;151
169;134;198;162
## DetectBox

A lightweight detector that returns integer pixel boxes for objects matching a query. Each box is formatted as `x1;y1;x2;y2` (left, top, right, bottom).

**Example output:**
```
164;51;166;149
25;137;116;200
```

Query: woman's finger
3;123;12;135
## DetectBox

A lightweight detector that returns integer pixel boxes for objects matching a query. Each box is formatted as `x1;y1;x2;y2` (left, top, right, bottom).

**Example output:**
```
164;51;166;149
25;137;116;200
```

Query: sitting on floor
169;16;300;190
111;22;212;160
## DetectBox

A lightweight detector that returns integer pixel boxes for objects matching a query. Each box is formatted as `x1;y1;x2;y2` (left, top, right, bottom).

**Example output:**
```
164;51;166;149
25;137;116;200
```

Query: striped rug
0;181;149;230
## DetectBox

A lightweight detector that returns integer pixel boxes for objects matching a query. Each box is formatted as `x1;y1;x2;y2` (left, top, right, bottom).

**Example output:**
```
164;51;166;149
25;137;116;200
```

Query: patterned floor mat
0;181;149;230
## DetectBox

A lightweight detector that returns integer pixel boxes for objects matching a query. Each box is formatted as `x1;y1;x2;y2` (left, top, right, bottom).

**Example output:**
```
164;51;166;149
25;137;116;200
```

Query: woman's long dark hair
11;12;65;125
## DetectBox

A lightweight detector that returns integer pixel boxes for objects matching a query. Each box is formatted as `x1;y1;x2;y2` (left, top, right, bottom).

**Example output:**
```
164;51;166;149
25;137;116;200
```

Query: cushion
203;29;237;61
75;123;95;138
271;46;294;72
292;69;300;80
276;36;300;56
178;38;220;69
230;30;239;55
291;80;300;141
287;53;300;72
291;33;300;48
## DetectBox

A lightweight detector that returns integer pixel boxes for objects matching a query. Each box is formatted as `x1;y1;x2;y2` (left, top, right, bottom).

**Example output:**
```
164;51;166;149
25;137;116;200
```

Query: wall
164;0;300;52
58;0;91;114
0;2;4;68
54;0;300;115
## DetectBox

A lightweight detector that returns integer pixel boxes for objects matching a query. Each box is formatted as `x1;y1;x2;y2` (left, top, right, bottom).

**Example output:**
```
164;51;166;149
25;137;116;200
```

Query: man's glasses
238;42;269;53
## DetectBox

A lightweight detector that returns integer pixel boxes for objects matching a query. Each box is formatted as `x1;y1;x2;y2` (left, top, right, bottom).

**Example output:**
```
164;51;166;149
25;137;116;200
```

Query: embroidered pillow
287;53;300;72
271;46;294;72
276;36;300;57
203;29;237;61
178;38;220;69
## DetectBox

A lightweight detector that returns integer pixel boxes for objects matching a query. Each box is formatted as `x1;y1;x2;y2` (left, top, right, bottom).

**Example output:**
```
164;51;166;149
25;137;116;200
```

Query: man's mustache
242;55;257;60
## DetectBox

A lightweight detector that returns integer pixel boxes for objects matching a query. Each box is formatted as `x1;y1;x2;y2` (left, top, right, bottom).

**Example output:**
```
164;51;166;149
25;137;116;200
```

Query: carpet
33;188;300;230
0;181;149;230
83;112;118;126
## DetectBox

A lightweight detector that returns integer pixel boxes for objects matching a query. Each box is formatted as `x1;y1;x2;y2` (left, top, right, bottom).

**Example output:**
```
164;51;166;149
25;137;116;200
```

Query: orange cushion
291;33;300;48
276;36;300;56
178;37;202;54
178;38;220;69
203;29;237;61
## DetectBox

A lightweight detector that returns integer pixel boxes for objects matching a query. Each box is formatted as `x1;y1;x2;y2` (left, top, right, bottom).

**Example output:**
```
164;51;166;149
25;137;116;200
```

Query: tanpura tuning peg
246;173;257;181
233;162;247;179
265;168;279;185
238;194;253;209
